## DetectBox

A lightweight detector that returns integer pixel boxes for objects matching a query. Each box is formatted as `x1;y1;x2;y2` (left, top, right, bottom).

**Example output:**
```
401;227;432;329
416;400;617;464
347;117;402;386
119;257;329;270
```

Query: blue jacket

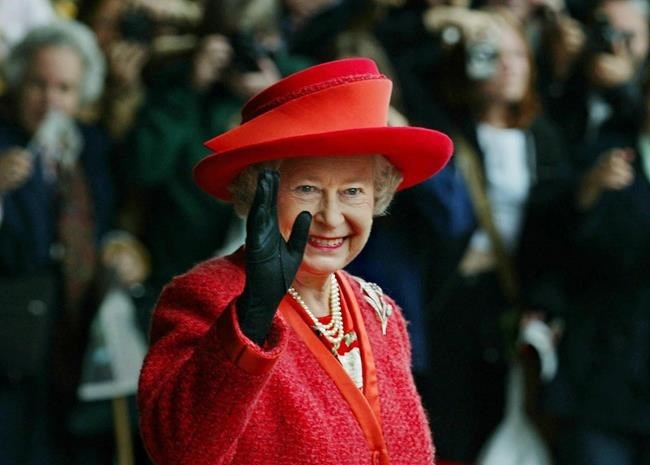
0;117;114;276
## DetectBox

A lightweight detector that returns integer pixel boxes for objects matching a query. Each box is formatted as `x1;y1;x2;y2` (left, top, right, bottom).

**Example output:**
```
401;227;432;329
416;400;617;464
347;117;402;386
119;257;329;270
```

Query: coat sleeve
137;260;289;465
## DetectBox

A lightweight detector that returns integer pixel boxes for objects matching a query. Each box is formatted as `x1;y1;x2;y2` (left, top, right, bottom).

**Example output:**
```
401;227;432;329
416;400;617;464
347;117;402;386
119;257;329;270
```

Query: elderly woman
0;20;148;465
137;58;453;465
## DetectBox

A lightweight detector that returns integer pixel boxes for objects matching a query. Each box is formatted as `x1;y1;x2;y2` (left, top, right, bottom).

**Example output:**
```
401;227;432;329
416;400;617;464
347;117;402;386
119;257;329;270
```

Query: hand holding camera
588;48;635;89
585;13;637;89
577;148;635;209
191;34;233;92
108;41;150;90
423;7;501;81
0;148;33;193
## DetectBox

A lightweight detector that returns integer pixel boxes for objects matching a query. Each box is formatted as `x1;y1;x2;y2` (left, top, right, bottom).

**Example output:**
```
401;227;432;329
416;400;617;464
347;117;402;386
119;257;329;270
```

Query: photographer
350;7;574;464
542;65;650;465
125;0;288;308
0;20;151;464
545;0;649;149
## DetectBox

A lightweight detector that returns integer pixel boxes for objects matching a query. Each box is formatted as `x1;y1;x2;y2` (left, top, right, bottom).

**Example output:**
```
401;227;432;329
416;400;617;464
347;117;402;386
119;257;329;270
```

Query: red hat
193;57;453;201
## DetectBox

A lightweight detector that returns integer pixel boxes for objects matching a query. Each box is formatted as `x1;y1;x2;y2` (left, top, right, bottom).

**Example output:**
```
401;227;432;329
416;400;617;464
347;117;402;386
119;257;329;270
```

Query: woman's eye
296;185;317;194
343;187;362;196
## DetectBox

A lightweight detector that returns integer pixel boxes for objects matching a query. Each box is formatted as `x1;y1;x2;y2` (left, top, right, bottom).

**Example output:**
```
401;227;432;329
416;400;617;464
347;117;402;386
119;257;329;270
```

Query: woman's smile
308;235;345;250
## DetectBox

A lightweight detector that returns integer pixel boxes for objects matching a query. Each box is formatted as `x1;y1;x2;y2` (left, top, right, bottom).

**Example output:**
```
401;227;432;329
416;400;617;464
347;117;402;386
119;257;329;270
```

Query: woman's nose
314;194;344;228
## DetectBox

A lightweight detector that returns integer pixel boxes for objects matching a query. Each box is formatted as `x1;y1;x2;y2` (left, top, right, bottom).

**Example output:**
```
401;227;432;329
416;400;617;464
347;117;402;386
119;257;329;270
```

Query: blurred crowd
0;0;648;464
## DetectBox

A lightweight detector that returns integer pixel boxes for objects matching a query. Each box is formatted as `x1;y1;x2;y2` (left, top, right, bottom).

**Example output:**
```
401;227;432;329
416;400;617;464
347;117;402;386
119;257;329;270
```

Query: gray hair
3;20;105;104
229;155;403;218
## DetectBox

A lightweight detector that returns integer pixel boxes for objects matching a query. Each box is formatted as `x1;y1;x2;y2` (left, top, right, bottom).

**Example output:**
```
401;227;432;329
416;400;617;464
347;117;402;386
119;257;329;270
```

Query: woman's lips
308;236;344;249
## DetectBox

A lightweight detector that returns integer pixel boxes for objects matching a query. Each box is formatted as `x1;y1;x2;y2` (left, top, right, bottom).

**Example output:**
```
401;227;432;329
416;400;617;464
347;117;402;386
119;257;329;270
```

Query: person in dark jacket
542;68;650;465
543;0;649;150
349;9;573;463
0;20;148;465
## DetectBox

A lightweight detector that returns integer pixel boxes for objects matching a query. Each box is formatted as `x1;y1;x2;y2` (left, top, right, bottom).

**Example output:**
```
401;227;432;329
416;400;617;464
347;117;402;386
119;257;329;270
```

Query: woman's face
277;156;375;280
479;25;530;105
19;45;84;134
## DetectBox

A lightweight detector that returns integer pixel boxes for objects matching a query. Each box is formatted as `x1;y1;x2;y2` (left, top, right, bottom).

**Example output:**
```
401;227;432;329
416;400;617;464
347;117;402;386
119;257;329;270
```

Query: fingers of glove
287;211;312;259
246;169;281;260
280;211;312;289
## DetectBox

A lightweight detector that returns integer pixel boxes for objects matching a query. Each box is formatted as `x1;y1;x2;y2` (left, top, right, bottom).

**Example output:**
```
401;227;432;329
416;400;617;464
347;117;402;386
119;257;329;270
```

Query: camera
588;14;633;54
228;32;263;73
465;40;499;80
119;8;156;44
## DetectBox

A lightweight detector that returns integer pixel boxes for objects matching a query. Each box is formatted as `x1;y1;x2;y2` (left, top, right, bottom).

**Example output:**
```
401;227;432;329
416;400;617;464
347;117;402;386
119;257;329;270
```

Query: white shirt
469;123;532;253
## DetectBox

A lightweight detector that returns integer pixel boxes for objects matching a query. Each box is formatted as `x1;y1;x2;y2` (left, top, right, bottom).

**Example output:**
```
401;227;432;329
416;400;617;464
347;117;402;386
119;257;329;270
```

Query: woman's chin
299;253;350;278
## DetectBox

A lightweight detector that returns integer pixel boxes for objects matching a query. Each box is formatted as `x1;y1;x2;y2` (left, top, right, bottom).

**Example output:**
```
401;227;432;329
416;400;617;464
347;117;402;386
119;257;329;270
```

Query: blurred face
277;156;375;280
19;45;84;134
600;0;649;68
479;25;530;105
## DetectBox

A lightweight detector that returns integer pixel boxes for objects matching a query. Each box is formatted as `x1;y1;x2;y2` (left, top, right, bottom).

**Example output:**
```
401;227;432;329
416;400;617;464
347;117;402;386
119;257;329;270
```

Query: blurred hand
588;40;636;89
423;7;497;44
226;57;281;100
101;234;151;288
129;0;198;23
577;148;635;209
519;309;561;382
531;0;565;14
546;15;586;79
520;310;562;344
0;148;33;193
108;41;150;90
192;34;233;92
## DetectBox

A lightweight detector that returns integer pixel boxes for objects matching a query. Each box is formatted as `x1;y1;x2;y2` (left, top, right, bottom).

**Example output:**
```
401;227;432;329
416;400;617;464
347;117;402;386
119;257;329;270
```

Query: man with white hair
0;20;147;465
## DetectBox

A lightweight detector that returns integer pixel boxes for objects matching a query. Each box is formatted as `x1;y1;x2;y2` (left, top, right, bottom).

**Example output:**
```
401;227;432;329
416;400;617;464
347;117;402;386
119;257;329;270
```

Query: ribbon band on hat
242;73;387;123
205;79;391;154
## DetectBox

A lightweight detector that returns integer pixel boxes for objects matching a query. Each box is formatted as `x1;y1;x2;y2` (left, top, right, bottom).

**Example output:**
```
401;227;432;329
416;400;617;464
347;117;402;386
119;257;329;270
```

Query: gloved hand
237;169;312;345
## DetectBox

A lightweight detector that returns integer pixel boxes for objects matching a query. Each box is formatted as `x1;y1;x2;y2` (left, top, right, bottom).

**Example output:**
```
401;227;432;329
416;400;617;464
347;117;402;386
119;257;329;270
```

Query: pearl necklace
288;274;344;351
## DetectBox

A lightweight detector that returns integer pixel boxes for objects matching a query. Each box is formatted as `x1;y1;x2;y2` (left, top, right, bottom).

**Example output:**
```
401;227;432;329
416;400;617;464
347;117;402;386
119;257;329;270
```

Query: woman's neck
480;103;509;128
291;273;334;318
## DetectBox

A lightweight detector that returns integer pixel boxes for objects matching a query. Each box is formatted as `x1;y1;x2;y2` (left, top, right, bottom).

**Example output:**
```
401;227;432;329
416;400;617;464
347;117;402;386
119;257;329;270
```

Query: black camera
589;14;633;54
119;8;156;44
466;40;499;80
229;32;263;73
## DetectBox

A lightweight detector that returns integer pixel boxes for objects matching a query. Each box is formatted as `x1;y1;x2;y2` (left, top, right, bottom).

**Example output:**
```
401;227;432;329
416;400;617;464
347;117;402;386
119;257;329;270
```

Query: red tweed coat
138;252;435;465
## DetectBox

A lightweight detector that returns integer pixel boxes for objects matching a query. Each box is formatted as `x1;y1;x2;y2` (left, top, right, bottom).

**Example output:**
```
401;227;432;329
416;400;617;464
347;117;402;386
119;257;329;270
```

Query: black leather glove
237;169;312;345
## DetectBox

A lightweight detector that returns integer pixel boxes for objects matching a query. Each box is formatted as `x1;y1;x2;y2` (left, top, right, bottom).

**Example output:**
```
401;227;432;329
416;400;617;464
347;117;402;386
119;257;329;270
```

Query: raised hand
577;148;635;210
237;169;312;345
0;148;33;193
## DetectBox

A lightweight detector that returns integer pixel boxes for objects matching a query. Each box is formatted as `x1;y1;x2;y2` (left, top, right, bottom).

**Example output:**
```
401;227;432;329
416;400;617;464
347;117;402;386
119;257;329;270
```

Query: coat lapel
279;271;389;463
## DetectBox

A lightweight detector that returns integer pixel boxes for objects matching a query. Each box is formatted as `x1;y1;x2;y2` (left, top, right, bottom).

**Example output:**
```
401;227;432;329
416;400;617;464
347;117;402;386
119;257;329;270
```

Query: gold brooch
353;277;393;335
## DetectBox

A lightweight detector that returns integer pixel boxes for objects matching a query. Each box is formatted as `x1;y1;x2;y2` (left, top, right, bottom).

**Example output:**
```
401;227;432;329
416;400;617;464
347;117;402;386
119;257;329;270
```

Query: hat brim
193;126;453;201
